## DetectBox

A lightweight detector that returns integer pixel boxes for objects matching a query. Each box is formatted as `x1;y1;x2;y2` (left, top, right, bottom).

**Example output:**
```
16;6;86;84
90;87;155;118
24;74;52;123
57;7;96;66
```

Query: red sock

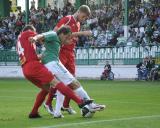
45;87;57;106
55;82;83;105
31;89;48;114
63;85;72;108
63;96;70;108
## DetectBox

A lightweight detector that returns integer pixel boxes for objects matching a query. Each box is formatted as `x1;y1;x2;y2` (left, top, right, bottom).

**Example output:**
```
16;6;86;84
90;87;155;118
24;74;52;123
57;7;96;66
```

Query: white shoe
61;107;77;115
89;103;106;112
43;103;54;115
53;112;64;118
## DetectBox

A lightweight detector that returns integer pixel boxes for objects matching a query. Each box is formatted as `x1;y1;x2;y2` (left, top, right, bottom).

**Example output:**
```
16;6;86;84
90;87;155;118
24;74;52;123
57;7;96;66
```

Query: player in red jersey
56;5;91;75
44;5;92;115
16;25;93;118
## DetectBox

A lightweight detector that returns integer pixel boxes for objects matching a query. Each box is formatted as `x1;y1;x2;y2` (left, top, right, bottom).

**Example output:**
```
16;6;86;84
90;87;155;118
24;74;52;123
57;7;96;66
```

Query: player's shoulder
43;31;58;42
64;15;72;19
57;15;72;27
60;15;72;23
19;30;37;40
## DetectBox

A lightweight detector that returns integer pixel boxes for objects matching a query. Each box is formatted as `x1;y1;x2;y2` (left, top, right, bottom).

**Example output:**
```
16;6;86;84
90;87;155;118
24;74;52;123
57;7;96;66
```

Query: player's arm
29;34;45;44
54;26;59;32
30;31;55;44
72;31;93;37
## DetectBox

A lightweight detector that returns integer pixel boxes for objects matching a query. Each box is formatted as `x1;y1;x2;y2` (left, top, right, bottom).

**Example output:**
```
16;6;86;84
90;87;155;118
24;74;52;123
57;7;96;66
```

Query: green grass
0;79;160;128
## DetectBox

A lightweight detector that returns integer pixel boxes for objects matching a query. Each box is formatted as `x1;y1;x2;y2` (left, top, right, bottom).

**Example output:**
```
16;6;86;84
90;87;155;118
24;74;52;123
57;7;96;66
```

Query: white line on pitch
34;114;160;128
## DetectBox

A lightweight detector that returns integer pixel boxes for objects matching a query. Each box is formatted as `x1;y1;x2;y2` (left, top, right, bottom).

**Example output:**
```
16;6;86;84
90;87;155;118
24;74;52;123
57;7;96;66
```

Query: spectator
0;0;160;49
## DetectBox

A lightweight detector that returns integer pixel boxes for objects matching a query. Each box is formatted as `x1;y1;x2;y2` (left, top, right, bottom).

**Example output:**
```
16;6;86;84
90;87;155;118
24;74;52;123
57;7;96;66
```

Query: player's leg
65;52;76;76
57;61;106;111
25;61;91;118
49;77;92;109
29;89;48;118
70;80;106;111
45;61;105;116
54;91;65;118
62;94;76;114
44;51;68;113
45;87;56;106
22;61;54;118
60;60;105;111
34;62;79;114
24;75;50;118
48;61;90;101
44;87;57;115
62;54;76;114
55;80;104;116
29;72;83;118
52;83;94;119
45;61;76;116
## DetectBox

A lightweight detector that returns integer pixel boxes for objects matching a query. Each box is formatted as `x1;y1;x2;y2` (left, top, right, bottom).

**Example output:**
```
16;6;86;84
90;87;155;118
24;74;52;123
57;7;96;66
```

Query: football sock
46;87;57;106
63;85;72;108
55;82;83;105
63;96;70;108
62;86;91;108
74;86;90;100
55;91;65;115
31;89;48;114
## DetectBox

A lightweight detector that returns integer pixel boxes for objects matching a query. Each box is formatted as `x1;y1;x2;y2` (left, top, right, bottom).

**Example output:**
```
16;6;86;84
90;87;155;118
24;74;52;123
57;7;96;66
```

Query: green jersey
41;31;61;64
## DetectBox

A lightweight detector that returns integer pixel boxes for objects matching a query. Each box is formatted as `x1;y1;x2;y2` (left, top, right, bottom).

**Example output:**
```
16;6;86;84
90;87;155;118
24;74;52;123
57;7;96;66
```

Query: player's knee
50;78;60;87
69;80;81;90
41;84;50;91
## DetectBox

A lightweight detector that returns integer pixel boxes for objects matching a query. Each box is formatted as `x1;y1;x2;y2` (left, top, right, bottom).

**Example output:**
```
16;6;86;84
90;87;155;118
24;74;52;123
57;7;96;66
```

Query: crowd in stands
79;0;160;47
0;1;74;50
0;0;160;50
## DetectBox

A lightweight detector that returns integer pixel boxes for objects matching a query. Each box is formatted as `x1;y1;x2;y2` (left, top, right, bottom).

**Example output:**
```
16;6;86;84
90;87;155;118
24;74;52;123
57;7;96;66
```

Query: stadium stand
0;0;160;66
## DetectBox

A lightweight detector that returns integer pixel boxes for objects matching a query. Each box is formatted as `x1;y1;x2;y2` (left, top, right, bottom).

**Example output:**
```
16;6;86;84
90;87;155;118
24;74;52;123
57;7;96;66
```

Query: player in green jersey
30;26;106;118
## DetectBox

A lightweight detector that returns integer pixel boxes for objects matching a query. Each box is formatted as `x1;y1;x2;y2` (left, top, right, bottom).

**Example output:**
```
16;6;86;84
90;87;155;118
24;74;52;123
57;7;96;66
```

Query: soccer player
16;25;94;118
44;5;92;115
30;26;105;118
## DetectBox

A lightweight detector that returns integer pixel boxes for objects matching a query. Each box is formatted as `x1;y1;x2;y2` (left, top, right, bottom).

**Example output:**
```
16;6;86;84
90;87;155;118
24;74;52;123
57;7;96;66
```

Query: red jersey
56;15;80;51
16;30;38;66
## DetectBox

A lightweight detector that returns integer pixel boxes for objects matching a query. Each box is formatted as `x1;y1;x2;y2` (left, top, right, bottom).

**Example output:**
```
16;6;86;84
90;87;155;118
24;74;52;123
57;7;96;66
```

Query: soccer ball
81;105;95;118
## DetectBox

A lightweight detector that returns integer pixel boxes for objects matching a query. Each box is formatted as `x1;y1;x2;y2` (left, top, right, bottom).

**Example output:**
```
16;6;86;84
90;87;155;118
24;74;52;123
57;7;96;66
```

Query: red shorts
22;61;54;89
59;49;75;76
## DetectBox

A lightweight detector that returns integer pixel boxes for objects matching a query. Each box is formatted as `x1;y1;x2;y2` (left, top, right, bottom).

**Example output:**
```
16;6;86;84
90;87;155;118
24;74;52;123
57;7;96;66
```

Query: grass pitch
0;79;160;128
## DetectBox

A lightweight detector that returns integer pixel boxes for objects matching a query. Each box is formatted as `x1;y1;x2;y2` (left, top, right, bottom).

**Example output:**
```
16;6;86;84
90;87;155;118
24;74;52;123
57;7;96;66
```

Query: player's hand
29;37;37;43
37;54;42;60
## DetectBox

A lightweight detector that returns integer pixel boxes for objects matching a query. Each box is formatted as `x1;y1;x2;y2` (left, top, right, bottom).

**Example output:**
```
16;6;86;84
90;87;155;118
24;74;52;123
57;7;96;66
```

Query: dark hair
22;25;36;32
78;5;91;16
57;26;72;35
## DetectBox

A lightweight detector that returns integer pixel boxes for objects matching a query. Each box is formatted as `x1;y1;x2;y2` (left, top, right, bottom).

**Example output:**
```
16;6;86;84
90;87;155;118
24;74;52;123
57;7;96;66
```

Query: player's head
77;5;91;22
22;25;36;32
57;26;72;45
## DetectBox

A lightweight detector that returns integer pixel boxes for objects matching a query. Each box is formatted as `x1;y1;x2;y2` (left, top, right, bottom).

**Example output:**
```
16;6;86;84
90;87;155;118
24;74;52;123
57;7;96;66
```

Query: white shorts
45;61;76;85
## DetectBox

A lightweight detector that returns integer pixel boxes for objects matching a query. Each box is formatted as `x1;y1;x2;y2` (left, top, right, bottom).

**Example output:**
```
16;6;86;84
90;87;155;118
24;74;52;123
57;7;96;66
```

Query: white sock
54;91;64;115
74;86;90;100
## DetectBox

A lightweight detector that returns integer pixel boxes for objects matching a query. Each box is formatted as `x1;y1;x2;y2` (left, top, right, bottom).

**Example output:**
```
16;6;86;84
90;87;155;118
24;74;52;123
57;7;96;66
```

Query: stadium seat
82;49;88;59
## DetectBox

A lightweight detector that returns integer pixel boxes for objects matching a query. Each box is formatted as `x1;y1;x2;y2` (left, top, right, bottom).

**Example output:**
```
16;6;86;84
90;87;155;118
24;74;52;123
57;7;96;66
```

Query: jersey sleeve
42;31;57;42
56;16;70;28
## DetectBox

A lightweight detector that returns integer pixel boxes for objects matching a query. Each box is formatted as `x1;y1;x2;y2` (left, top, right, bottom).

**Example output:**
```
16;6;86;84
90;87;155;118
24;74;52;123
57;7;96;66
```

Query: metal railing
0;45;160;66
75;45;160;65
